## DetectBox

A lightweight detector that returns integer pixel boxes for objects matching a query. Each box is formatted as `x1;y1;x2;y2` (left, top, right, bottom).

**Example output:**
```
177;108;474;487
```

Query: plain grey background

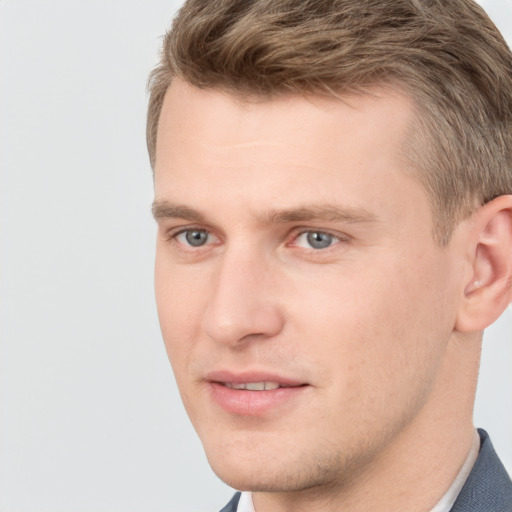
0;1;510;511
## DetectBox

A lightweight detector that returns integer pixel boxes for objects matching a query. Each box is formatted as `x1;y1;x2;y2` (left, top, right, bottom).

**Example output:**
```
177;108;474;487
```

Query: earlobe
455;195;512;333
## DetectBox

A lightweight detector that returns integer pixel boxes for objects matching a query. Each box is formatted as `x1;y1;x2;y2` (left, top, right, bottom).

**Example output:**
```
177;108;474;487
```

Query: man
147;0;512;510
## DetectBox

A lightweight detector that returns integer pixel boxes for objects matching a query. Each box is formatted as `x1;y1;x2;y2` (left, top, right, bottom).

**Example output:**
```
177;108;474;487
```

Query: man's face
153;80;466;492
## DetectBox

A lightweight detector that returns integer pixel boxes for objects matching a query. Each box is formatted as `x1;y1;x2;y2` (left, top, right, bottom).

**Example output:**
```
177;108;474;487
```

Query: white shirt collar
429;430;481;512
236;491;255;512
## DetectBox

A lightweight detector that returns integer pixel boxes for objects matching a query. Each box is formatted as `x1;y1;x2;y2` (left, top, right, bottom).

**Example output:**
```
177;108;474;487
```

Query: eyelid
164;224;221;246
289;228;348;250
161;224;348;251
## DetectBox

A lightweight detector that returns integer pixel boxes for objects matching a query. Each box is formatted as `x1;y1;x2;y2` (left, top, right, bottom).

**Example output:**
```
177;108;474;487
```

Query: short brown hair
147;0;512;244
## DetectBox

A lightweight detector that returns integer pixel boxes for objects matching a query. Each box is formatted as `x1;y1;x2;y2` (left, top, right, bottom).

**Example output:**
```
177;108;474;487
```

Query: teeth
224;382;280;391
246;382;265;391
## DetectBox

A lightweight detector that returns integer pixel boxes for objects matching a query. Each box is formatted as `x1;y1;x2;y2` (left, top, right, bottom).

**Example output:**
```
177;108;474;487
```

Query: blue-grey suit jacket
219;429;512;512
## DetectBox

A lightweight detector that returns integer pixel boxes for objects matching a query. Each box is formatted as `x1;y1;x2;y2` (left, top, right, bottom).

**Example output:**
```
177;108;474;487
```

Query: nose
202;250;285;346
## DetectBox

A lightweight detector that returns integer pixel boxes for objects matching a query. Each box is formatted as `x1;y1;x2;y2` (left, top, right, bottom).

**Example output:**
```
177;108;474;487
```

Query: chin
210;468;278;493
208;462;302;493
204;443;278;490
203;436;351;493
209;458;347;494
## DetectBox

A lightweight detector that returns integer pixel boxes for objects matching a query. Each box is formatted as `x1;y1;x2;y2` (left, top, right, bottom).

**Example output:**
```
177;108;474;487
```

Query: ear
455;195;512;332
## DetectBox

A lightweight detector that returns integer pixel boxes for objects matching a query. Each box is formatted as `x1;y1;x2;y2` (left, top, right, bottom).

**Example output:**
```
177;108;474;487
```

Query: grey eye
306;231;334;249
184;229;209;247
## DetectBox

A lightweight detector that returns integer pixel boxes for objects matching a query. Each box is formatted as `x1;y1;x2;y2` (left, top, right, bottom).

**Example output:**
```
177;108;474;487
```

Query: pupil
185;230;208;247
307;232;332;249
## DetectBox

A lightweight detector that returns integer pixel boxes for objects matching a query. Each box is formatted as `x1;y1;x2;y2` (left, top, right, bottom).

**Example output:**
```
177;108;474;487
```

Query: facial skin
153;80;482;511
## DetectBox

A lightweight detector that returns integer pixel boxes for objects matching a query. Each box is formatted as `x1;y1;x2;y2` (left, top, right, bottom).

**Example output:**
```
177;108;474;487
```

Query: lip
206;370;305;387
205;370;309;416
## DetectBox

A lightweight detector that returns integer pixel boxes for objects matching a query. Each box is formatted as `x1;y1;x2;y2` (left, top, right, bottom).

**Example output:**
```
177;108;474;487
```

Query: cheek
155;260;205;422
154;255;207;370
356;263;455;398
290;255;454;399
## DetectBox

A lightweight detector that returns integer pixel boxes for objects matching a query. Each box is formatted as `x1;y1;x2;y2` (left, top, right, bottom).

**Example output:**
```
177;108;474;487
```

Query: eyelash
291;230;343;250
166;226;346;252
174;228;218;247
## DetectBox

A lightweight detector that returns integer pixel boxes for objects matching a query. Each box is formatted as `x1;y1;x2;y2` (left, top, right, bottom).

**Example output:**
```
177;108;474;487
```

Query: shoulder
451;429;512;512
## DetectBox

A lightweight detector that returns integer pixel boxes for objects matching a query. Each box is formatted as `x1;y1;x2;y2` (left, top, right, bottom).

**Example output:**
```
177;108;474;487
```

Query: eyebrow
262;205;378;224
151;200;379;225
152;202;207;223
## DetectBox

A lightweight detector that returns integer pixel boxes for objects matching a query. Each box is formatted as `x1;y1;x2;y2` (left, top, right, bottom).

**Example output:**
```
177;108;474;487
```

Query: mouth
206;372;309;415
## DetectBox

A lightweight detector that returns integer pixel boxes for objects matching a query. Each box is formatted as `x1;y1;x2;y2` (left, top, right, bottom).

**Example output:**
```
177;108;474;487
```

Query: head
148;0;512;503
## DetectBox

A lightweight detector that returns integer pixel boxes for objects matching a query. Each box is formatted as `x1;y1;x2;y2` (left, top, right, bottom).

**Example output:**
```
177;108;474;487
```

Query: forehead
155;80;414;165
154;80;429;234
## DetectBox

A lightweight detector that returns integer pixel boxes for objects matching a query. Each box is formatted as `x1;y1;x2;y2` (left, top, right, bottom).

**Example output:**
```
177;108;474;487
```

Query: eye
175;229;212;247
294;231;340;250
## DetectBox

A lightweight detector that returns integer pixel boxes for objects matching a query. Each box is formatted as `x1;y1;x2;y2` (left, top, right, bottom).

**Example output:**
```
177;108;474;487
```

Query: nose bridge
202;243;283;345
